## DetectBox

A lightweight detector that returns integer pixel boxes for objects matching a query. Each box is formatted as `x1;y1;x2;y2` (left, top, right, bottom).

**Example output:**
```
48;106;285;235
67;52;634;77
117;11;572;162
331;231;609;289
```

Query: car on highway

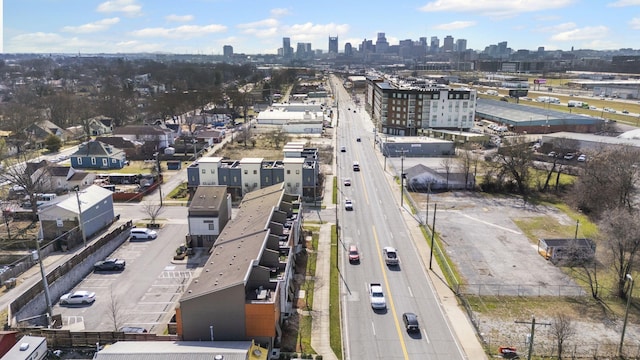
402;312;420;332
130;228;158;240
93;258;126;271
344;198;353;211
622;110;630;114
60;290;96;305
348;244;360;263
356;137;361;142
340;146;346;152
343;178;351;186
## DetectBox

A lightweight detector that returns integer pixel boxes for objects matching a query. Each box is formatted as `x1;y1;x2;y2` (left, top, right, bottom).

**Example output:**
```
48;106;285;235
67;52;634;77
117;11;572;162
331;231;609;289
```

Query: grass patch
332;176;337;204
167;181;190;200
330;224;343;360
297;314;315;354
529;168;576;189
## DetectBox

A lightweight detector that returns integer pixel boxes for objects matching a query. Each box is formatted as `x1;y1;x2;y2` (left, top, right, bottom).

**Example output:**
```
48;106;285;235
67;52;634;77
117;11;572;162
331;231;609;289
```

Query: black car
93;258;126;271
356;137;361;142
402;312;420;332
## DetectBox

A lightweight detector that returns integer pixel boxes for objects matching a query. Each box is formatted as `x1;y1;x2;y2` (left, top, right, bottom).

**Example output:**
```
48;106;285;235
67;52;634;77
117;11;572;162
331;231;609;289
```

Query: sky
3;0;640;55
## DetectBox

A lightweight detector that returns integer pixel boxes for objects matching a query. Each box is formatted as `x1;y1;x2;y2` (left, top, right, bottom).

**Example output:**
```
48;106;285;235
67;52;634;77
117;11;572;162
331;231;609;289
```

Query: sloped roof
47;165;71;177
182;183;284;300
94;341;251;360
96;136;139;149
113;125;167;136
72;140;123;156
48;184;113;216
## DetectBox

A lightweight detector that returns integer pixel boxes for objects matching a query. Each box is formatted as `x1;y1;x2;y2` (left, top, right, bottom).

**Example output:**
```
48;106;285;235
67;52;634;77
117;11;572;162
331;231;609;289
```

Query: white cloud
270;8;291;17
419;0;576;17
432;21;476;30
550;26;609;41
165;14;194;23
284;22;350;38
536;22;577;33
237;19;279;29
61;18;120;33
8;32;100;53
131;24;227;39
608;0;640;7
630;17;640;29
97;0;142;17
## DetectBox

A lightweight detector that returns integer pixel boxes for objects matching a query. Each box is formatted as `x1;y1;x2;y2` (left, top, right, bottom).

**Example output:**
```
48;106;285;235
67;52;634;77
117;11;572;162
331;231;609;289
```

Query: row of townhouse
187;143;320;202
366;77;478;136
177;183;303;351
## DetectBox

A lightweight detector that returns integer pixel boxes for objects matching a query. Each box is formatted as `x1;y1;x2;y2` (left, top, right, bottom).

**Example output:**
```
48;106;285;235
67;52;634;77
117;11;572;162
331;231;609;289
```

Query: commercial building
328;36;338;54
366;78;477;135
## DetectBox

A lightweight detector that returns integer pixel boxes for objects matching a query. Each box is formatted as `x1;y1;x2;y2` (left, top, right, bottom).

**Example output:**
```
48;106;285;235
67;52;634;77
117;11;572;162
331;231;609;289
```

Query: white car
577;154;587;162
344;199;353;211
60;290;96;305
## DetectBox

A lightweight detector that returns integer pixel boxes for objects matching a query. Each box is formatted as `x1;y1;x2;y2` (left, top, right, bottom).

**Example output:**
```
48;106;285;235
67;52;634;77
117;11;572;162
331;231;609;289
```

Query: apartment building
187;147;320;202
367;78;477;135
177;183;302;349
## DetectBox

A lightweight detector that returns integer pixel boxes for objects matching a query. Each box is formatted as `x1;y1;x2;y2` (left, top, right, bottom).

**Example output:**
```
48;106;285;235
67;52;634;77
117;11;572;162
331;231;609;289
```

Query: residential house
96;136;142;159
196;129;224;144
31;165;96;193
0;130;18;156
177;183;302;348
405;163;474;191
90;116;114;136
38;185;115;247
25;120;67;148
187;186;231;248
65;125;86;141
70;140;127;169
113;125;174;149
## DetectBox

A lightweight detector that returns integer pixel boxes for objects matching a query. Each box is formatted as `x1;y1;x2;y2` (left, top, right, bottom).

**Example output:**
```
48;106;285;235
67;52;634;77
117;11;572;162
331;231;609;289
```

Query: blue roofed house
70;140;127;169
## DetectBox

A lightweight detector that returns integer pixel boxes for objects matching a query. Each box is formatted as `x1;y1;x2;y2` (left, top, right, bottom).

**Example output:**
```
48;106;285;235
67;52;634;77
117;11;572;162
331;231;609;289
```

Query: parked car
344;199;353;211
563;153;575;160
93;258;126;271
130;228;158;240
60;290;96;305
402;312;420;332
119;326;147;333
348;244;360;263
577;154;587;162
547;151;557;158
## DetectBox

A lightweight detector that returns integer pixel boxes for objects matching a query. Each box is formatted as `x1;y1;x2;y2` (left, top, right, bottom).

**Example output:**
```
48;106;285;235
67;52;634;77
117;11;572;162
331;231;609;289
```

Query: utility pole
515;316;550;360
74;187;87;247
35;236;53;327
397;149;408;207
574;219;579;240
429;203;437;270
619;274;634;356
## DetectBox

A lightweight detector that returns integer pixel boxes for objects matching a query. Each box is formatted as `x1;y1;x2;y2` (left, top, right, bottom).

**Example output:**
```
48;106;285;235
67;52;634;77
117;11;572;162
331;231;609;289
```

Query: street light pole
619;274;634;356
397;149;408;207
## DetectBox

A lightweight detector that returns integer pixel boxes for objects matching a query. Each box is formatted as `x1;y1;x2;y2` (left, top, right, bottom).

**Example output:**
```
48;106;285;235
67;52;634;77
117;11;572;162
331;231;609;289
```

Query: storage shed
538;238;596;265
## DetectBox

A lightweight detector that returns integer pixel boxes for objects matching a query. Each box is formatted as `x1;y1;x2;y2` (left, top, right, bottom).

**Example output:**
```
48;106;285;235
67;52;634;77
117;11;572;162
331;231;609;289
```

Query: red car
349;245;360;263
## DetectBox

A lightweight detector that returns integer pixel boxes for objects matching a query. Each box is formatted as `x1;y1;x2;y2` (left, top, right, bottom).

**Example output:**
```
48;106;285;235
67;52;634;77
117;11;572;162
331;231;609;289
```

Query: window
103;159;108;166
91;157;97;165
244;170;248;175
208;224;216;231
77;157;82;165
210;169;215;174
296;170;300;174
202;169;206;174
253;170;257;175
112;158;116;163
287;170;291;174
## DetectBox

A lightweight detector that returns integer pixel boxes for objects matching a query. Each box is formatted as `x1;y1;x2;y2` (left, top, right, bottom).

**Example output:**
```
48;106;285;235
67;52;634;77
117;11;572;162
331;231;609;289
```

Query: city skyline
4;0;640;55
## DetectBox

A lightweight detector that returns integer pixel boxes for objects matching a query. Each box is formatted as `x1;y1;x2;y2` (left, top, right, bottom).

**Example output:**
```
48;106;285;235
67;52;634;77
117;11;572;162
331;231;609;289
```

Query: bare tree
491;136;535;200
142;201;164;225
599;208;640;298
107;286;124;331
550;312;576;360
0;155;55;218
440;156;453;190
456;144;478;190
571;145;640;217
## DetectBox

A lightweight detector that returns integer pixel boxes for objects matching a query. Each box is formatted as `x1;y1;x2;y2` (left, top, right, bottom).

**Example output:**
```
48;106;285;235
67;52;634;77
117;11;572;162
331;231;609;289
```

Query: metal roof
94;341;251;360
476;98;603;126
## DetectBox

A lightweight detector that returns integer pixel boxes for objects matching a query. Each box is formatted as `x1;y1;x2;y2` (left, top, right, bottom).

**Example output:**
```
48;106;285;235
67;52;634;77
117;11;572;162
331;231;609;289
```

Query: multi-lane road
331;77;466;359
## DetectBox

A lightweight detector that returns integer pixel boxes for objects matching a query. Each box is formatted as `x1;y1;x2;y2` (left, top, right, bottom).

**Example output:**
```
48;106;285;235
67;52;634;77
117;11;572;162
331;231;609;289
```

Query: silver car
60;290;96;305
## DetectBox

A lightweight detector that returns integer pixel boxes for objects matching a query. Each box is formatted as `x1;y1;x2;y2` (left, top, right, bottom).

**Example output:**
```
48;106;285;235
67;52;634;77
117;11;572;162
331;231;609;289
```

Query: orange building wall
245;303;279;337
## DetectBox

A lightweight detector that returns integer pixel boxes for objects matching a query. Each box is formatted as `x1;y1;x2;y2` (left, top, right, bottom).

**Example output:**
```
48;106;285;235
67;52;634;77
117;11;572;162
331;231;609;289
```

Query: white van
130;228;158;240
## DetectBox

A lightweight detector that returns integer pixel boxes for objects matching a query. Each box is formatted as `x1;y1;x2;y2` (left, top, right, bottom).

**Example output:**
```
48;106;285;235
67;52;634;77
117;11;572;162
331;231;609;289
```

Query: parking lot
53;223;204;333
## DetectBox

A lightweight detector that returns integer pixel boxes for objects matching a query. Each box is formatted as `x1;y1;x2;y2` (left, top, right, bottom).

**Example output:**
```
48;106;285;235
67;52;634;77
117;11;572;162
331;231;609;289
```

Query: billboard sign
509;89;529;98
533;79;547;84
